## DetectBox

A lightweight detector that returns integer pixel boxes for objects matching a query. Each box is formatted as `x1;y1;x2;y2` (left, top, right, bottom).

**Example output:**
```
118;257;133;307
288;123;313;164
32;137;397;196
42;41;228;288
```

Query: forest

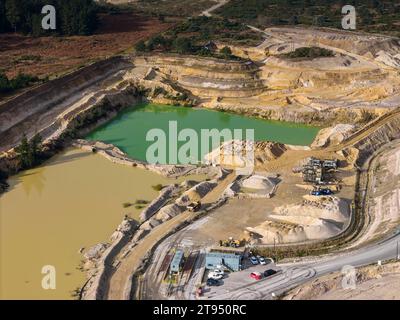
0;0;98;36
216;0;400;36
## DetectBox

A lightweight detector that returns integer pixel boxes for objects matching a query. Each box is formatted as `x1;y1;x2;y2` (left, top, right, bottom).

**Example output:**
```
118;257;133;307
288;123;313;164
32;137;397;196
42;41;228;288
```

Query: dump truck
187;201;201;212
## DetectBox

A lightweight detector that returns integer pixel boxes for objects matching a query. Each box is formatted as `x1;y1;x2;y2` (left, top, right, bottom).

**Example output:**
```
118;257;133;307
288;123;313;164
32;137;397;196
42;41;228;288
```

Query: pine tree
15;134;33;168
5;0;23;32
0;0;9;32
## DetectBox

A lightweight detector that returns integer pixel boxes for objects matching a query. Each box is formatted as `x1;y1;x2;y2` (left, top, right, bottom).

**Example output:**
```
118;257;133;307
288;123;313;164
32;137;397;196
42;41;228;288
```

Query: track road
211;230;400;300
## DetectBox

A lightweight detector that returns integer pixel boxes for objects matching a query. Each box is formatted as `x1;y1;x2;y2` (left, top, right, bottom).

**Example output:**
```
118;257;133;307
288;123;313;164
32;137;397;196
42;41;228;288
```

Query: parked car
250;272;262;280
212;269;224;277
257;256;267;265
250;256;259;265
208;272;223;280
311;188;333;196
263;269;277;278
206;278;221;286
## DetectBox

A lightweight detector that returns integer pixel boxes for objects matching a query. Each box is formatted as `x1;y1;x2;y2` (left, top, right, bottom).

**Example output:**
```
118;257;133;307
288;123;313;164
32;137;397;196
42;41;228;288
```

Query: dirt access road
262;107;400;173
106;171;236;300
200;0;230;17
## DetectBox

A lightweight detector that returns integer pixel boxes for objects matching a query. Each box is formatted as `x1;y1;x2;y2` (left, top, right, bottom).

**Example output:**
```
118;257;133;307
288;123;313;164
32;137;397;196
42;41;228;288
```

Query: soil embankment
283;261;400;300
0;56;134;153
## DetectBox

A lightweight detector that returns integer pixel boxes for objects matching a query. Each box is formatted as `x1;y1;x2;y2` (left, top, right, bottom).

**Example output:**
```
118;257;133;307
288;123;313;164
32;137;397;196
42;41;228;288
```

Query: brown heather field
0;13;174;79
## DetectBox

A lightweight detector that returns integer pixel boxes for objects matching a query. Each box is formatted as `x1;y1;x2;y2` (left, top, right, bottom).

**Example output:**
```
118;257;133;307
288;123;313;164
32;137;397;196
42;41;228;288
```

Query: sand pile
176;181;217;205
277;196;349;223
240;174;279;198
242;175;275;189
204;140;286;168
155;204;184;222
247;196;349;244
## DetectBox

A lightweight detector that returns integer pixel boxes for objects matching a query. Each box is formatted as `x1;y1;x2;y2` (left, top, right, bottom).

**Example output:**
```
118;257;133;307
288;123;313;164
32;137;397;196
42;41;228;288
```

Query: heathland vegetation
216;0;400;36
135;16;262;58
281;47;335;59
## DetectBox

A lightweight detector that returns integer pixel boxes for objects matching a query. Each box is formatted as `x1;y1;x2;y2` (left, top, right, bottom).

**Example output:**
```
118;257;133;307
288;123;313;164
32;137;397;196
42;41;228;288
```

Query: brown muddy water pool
0;148;198;299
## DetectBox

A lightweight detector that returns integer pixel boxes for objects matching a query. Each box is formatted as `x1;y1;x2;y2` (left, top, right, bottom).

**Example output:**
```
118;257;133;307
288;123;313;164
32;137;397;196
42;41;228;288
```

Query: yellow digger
219;237;241;248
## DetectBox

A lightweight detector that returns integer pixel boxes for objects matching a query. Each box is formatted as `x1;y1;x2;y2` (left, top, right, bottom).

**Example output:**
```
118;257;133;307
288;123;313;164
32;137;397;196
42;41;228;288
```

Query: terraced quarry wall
1;47;398;156
134;55;267;98
0;56;134;153
347;111;400;167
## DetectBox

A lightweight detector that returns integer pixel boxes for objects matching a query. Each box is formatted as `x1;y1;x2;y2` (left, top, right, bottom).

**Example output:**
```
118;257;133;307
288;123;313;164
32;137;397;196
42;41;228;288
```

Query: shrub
135;40;147;53
152;184;164;191
220;46;232;59
282;47;335;60
122;202;133;208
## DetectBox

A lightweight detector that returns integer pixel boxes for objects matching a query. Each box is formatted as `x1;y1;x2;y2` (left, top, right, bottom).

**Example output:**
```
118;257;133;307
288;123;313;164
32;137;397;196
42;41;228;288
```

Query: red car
250;272;262;280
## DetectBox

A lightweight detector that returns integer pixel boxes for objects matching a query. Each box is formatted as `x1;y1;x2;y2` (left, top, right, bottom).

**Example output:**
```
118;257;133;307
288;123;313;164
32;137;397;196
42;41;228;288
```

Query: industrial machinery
219;237;241;248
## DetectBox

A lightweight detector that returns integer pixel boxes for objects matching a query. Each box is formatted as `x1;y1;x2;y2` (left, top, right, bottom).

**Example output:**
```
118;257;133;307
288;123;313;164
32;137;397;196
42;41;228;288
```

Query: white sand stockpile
204;140;286;168
241;175;278;198
247;196;350;244
242;175;275;190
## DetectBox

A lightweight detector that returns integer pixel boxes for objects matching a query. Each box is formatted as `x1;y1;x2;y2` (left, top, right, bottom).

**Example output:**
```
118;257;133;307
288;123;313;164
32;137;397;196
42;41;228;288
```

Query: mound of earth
242;175;275;189
283;261;400;300
247;196;350;244
155;204;185;222
204;140;287;168
176;181;217;205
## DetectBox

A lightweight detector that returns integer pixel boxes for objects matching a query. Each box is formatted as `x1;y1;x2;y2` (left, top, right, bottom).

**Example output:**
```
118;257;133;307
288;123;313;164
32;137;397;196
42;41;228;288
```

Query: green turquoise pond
86;103;321;164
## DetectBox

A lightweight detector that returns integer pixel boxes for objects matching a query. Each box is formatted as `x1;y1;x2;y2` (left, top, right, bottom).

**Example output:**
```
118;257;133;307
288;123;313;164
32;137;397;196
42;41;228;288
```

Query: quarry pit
1;26;400;300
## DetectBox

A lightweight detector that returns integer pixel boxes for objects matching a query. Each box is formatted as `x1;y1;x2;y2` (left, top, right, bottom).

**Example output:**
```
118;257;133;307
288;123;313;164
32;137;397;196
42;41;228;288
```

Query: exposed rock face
311;124;356;148
2;30;399;159
345;113;400;167
0;56;134;153
134;55;265;98
264;27;400;66
84;243;108;261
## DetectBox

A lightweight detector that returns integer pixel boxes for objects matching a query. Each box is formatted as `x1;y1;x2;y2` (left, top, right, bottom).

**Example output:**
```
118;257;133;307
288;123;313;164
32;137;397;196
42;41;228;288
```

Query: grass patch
281;47;335;60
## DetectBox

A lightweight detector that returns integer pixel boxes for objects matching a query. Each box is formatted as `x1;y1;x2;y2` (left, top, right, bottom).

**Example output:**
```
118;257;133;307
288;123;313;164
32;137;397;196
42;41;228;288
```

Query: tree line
135;17;244;60
216;0;400;34
0;73;39;94
0;0;98;36
15;133;43;169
